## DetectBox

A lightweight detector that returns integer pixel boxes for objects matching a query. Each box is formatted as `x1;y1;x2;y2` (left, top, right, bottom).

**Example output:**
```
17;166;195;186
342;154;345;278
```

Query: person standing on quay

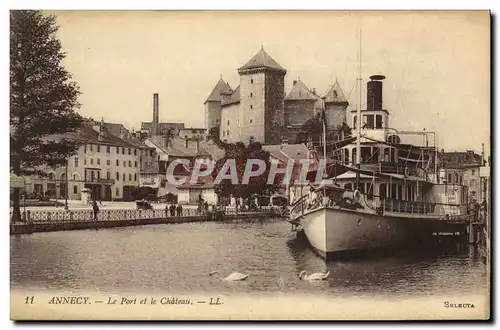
170;204;176;217
92;199;99;221
165;203;169;218
176;204;181;217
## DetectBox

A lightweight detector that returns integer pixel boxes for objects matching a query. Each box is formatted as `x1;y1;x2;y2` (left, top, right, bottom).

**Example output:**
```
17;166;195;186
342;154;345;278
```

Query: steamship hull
297;207;466;259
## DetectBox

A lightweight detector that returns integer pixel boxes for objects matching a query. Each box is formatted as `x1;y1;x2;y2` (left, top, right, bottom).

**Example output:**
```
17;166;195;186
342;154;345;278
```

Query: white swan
298;270;330;281
209;271;249;281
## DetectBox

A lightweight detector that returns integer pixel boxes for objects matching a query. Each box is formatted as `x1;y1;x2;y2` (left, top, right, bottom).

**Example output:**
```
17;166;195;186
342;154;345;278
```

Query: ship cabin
294;74;468;219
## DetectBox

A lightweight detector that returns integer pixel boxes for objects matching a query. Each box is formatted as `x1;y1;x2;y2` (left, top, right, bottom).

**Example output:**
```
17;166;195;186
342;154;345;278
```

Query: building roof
147;136;212;158
103;122;128;137
48;120;138;148
238;47;286;73
205;78;231;103
323;80;349;104
221;85;240;106
141;122;185;131
285;78;318;101
263;143;315;163
441;151;483;168
179;127;206;132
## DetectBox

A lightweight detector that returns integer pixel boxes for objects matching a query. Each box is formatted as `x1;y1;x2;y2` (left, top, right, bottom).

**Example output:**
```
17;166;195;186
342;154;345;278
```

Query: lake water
10;219;488;298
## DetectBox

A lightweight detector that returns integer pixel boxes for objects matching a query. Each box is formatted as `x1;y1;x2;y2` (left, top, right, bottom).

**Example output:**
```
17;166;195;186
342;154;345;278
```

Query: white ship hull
298;206;466;259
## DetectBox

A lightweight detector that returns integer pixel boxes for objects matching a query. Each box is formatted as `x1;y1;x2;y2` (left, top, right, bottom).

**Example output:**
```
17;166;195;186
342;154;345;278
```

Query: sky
49;10;490;152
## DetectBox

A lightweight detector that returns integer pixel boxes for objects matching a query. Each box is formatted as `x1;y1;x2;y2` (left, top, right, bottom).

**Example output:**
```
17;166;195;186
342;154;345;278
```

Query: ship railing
382;199;467;217
289;195;308;218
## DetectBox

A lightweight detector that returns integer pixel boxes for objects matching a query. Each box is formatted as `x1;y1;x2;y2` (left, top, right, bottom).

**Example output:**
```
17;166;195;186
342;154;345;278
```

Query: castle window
107;160;111;166
97;158;100;165
73;185;78;194
222;131;225;137
107;146;110;153
250;105;253;110
448;173;452;183
250;92;253;97
116;146;119;154
116;159;119;166
227;130;229;136
123;161;126;167
250;119;253;123
90;158;93;165
116;172;119;180
74;157;79;167
250;79;254;84
227;120;230;126
97;145;100;152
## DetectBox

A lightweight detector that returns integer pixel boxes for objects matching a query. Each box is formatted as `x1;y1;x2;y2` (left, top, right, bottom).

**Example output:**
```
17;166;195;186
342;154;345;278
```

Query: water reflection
285;233;487;298
11;220;487;298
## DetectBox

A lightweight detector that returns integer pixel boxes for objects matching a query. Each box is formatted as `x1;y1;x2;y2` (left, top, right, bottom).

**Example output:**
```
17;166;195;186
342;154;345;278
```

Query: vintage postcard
10;10;490;320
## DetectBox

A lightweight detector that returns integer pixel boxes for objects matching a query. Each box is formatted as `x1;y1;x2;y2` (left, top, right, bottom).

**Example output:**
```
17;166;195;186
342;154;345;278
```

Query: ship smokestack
153;93;159;135
367;75;385;111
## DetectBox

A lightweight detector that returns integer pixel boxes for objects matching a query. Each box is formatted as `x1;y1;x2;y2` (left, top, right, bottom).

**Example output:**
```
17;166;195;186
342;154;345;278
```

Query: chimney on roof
152;93;159;136
311;88;316;95
98;118;105;141
293;80;297;86
367;75;385;110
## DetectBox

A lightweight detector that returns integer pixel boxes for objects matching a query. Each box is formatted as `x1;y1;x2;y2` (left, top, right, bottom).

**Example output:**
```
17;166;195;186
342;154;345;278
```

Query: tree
10;10;83;222
213;141;280;204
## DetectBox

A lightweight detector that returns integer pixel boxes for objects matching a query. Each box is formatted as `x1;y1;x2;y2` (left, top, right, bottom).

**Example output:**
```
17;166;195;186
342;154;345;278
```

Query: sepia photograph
9;9;491;320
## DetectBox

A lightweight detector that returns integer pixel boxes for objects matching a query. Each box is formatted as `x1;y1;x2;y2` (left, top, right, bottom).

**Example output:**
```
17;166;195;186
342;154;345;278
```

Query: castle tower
237;47;286;145
204;77;230;135
323;79;349;130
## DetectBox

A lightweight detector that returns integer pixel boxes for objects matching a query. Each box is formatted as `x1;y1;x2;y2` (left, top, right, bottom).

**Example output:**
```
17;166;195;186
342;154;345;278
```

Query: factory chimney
367;75;386;111
152;93;159;136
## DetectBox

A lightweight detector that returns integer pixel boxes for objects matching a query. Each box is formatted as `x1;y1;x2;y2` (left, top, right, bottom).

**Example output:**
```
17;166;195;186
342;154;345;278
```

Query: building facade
178;127;206;141
22;119;155;202
441;150;483;202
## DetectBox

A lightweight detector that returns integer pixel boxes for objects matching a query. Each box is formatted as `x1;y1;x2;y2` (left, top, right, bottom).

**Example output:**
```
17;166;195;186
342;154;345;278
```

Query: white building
21;119;155;201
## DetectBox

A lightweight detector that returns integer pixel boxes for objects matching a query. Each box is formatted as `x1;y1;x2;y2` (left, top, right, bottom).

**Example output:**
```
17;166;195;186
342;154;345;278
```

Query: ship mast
355;16;363;189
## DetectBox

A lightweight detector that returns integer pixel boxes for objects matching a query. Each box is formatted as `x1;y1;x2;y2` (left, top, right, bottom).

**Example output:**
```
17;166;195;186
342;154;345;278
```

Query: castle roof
285;78;318;101
205;78;230;103
238;47;286;73
221;85;240;106
323;80;348;104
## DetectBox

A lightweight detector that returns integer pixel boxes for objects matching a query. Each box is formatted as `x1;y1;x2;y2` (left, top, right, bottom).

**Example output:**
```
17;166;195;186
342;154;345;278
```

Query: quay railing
11;205;282;224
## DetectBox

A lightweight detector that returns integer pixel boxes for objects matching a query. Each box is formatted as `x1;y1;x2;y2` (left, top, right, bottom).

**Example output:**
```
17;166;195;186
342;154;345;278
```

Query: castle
204;47;349;145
